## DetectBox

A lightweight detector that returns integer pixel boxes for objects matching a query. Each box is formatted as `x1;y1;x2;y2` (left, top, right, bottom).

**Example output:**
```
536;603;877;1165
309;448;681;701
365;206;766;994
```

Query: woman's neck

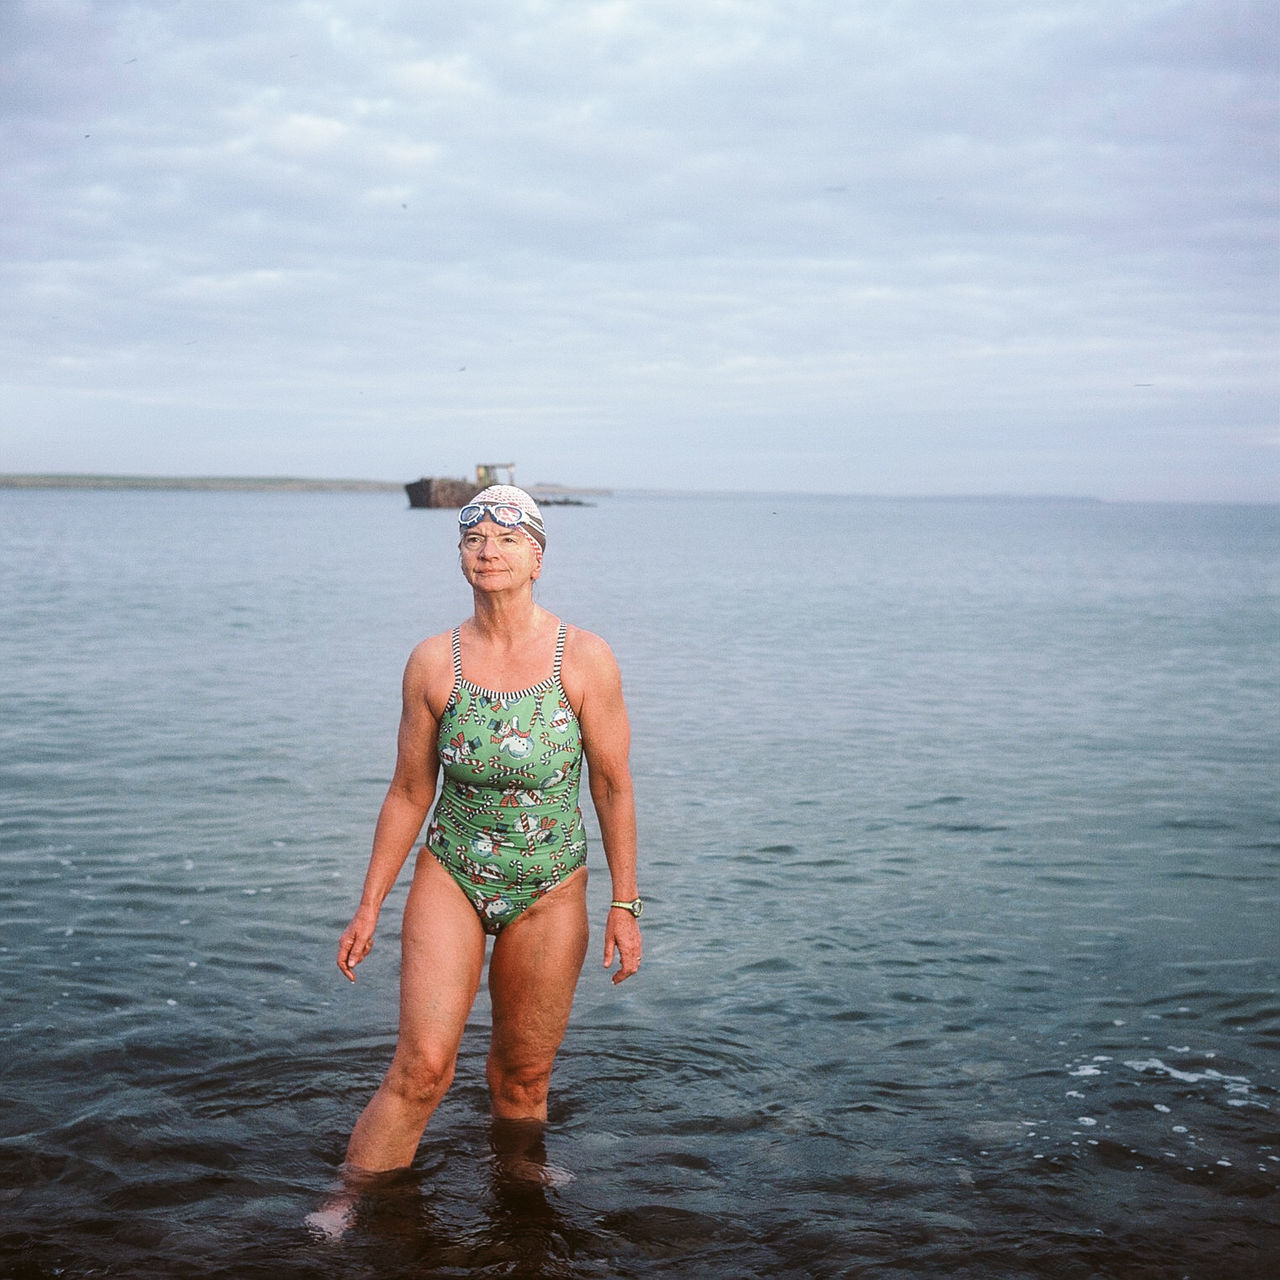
470;590;543;642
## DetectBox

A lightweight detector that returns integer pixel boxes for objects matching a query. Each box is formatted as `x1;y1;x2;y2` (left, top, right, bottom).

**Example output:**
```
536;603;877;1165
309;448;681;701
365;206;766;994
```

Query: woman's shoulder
560;625;627;727
561;625;623;704
562;623;617;668
402;628;461;716
406;628;457;672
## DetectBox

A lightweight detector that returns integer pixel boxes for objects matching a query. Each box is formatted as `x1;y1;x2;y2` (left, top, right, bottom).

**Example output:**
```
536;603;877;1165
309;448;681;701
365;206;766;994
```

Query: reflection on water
1;491;1277;1278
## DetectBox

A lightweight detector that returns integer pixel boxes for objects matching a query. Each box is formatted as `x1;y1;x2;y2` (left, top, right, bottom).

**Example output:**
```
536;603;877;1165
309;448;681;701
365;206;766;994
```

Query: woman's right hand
337;905;380;983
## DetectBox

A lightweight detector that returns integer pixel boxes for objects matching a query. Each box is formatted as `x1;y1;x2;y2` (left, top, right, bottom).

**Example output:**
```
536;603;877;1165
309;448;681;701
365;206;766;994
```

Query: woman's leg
486;868;590;1121
344;853;486;1172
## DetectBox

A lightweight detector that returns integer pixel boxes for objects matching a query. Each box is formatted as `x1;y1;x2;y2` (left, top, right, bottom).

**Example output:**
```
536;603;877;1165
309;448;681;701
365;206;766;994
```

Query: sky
2;0;1277;500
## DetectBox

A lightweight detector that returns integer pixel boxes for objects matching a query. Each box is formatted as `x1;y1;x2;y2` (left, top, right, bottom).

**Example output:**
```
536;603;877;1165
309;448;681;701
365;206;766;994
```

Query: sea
1;486;1277;1280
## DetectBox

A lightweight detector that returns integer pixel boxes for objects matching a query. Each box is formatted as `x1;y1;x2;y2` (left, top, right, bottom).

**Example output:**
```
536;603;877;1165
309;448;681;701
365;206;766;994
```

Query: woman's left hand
604;909;642;984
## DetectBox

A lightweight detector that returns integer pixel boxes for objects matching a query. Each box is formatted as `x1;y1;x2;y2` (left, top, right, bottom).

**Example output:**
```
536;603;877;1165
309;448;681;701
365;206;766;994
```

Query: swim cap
460;484;547;551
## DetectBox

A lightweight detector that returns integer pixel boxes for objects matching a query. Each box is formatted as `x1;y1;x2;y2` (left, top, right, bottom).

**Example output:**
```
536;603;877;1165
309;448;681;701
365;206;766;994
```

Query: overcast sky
3;0;1276;499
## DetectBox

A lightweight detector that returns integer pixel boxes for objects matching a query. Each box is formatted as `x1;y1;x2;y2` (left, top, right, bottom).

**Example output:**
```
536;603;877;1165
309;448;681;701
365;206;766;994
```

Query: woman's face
459;518;542;589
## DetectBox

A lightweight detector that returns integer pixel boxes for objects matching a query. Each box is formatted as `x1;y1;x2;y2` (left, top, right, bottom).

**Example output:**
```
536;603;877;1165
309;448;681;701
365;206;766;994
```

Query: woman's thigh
488;868;590;1067
395;852;487;1060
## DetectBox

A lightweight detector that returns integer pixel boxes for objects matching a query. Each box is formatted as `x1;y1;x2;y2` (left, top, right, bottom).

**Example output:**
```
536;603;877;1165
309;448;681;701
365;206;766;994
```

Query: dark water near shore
1;488;1277;1279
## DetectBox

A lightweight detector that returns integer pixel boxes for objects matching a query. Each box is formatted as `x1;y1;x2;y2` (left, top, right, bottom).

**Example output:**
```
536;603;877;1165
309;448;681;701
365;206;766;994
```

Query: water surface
1;489;1277;1278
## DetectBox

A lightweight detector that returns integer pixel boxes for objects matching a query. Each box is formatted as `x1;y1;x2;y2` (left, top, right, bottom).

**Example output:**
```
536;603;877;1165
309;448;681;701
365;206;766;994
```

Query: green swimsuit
424;623;587;933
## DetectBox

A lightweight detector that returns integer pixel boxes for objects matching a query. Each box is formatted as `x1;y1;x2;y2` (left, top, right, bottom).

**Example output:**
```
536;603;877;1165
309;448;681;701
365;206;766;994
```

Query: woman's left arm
574;631;643;985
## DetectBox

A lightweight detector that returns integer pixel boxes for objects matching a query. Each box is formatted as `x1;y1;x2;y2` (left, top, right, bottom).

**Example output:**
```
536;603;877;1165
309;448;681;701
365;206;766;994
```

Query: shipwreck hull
404;477;477;508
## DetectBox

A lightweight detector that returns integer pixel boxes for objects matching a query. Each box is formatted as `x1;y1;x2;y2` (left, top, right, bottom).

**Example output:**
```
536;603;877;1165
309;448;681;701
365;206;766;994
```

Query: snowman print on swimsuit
440;730;483;769
488;714;533;761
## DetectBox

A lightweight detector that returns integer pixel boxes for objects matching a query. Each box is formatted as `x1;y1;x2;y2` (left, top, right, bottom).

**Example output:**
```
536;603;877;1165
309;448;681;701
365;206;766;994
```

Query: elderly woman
334;484;642;1175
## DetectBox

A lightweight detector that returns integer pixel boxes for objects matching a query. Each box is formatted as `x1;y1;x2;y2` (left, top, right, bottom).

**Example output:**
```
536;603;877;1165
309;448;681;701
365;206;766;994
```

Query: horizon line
1;472;1275;506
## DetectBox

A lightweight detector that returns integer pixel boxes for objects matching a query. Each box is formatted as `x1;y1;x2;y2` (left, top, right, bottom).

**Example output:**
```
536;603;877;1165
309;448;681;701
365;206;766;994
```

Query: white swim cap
459;485;547;551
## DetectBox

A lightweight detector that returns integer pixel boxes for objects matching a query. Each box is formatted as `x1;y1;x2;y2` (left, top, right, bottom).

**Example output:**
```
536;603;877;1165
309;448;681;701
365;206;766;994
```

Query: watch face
632;899;643;917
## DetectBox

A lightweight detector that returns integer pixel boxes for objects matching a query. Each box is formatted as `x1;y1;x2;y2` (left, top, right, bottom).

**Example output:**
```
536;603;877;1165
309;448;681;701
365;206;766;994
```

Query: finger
337;934;365;981
611;948;640;984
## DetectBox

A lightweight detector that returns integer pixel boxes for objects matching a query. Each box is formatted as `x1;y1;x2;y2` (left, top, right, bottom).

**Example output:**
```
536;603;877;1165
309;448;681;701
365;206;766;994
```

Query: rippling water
1;488;1277;1279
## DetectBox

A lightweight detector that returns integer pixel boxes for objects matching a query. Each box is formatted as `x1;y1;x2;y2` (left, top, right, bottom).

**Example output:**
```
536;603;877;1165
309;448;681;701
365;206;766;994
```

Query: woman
334;484;642;1176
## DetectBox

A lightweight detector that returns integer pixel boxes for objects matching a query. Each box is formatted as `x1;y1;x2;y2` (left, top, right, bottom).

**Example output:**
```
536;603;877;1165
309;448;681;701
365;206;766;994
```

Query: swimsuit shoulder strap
450;627;463;685
553;622;567;683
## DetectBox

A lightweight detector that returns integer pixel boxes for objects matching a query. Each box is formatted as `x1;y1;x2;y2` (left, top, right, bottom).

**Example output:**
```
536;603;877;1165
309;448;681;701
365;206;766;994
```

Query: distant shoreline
9;476;1258;504
0;474;1101;500
0;474;403;493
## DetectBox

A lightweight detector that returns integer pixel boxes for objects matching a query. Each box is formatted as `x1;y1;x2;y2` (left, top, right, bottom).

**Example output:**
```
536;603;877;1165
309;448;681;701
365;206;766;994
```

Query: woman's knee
386;1047;456;1106
487;1055;553;1111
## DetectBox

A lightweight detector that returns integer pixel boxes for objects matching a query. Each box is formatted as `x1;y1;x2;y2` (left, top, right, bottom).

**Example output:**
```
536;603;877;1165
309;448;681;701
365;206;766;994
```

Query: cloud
1;0;1275;499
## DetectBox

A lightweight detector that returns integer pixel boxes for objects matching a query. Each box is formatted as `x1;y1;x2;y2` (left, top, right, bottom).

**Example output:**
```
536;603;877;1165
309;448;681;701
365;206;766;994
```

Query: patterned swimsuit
425;623;586;933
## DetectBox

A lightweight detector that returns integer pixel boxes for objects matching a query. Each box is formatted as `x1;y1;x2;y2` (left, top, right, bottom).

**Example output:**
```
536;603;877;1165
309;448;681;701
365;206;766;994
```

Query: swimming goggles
458;501;543;533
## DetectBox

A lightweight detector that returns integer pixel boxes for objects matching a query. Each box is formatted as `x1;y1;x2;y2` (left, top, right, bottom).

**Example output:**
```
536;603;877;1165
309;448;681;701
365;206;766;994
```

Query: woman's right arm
337;641;444;982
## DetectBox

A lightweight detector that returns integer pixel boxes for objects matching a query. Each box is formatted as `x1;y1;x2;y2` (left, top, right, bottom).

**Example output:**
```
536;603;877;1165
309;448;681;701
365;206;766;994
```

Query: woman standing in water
334;485;642;1176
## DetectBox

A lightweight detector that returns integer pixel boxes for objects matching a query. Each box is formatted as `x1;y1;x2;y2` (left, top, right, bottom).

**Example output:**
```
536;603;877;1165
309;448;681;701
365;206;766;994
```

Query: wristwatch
609;897;644;917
